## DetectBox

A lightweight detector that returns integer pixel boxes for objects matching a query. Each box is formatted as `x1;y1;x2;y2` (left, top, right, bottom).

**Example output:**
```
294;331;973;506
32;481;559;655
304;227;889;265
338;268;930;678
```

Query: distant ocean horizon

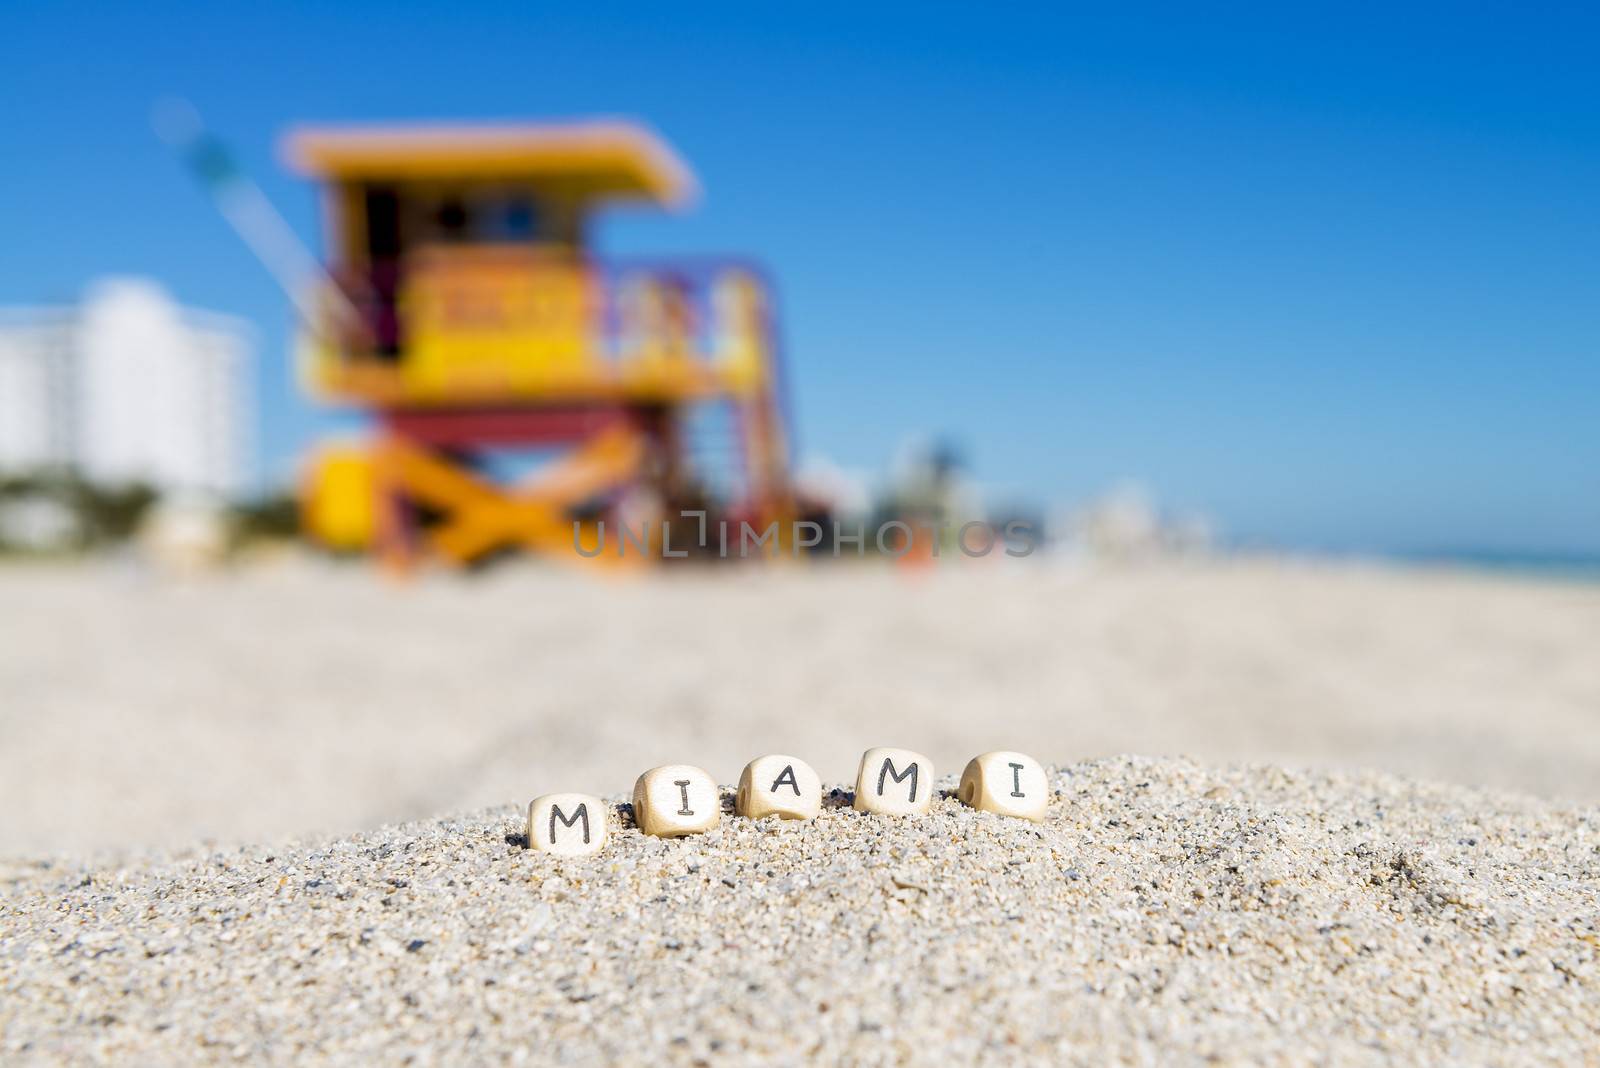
1388;547;1600;583
1234;544;1600;583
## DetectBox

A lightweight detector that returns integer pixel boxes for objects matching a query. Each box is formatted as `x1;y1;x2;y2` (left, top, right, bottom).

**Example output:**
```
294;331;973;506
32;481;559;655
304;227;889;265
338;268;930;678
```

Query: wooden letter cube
526;793;608;856
853;747;934;816
632;764;721;837
736;755;821;820
958;751;1049;821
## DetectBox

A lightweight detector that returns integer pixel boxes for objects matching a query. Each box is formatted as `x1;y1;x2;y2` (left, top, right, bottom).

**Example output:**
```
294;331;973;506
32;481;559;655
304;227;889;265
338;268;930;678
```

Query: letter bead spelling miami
736;754;822;820
853;747;933;816
632;765;720;837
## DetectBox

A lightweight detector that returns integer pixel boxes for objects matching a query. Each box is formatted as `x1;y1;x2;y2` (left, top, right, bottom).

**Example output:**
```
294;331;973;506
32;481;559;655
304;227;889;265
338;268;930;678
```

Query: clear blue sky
4;2;1597;554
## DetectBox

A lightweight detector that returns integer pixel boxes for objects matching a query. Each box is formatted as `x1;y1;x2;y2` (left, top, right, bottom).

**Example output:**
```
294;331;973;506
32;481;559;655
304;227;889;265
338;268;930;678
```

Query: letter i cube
958;751;1050;821
632;765;721;837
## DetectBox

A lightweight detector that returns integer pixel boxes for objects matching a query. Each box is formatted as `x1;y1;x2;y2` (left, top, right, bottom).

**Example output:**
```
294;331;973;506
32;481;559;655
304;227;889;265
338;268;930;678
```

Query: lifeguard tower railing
298;248;792;544
303;251;778;404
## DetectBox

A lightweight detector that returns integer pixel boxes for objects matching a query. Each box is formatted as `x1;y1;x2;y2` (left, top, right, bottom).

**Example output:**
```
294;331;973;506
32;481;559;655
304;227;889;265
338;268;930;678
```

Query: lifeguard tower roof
283;120;697;208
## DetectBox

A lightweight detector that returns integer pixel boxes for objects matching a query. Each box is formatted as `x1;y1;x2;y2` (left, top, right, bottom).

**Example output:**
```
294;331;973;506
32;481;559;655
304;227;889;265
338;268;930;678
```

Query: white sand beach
0;557;1596;857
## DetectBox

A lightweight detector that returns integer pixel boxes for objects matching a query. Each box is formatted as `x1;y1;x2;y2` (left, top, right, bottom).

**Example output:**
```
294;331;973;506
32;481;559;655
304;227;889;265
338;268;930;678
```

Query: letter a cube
736;755;822;820
527;793;608;856
853;747;933;816
632;765;721;837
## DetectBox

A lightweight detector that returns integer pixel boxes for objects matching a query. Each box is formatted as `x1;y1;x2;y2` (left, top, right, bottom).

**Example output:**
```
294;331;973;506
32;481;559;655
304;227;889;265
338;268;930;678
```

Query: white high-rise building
0;279;253;499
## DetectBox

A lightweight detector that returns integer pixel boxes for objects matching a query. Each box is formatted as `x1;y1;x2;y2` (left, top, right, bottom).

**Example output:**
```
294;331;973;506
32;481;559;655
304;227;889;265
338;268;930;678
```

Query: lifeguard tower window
361;186;569;258
435;197;470;241
498;197;538;240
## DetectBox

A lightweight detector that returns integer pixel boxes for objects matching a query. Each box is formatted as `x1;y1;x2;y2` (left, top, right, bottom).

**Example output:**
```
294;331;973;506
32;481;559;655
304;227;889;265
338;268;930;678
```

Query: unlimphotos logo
573;511;1036;559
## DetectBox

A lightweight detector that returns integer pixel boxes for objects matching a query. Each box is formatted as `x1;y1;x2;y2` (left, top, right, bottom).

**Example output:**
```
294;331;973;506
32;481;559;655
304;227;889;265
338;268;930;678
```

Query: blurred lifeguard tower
284;121;791;566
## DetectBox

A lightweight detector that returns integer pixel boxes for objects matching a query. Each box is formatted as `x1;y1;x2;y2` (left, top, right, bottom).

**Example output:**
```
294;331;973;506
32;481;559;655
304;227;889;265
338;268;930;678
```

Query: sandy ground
3;558;1599;1063
3;758;1597;1064
1;556;1597;858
